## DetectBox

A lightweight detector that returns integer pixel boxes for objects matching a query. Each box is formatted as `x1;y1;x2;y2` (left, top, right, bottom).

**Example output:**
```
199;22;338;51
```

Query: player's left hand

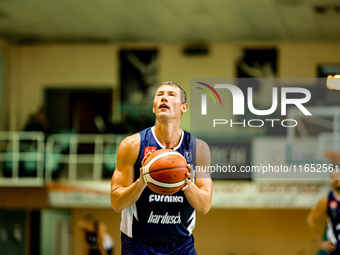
182;164;194;191
320;240;336;252
142;152;152;164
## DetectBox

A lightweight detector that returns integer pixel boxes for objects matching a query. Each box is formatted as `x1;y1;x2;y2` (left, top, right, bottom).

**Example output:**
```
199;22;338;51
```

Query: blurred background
0;0;340;254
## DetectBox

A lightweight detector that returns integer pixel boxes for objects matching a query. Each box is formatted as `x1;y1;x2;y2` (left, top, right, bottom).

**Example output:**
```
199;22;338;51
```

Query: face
153;85;188;119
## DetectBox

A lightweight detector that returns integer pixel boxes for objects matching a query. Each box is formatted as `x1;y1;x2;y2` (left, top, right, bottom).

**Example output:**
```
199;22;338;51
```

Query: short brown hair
160;81;187;104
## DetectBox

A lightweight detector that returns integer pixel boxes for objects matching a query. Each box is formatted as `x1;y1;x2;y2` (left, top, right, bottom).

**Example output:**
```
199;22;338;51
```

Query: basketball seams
142;151;185;175
147;166;188;174
142;150;188;192
144;174;186;188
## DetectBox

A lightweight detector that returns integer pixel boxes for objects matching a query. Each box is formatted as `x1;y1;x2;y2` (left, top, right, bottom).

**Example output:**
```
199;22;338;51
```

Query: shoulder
116;133;141;162
319;195;328;205
196;138;208;147
314;196;328;211
195;138;211;166
196;138;210;154
307;195;328;224
120;133;140;148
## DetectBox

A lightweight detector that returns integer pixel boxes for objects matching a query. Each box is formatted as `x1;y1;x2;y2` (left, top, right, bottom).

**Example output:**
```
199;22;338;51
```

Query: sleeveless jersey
327;191;340;254
120;126;197;244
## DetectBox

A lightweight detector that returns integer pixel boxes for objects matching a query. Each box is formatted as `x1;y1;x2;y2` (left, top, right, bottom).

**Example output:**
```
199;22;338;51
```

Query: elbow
111;202;122;213
306;214;318;230
198;209;210;215
199;209;210;215
306;215;314;228
197;195;212;215
197;203;211;215
306;213;312;225
110;193;123;213
111;202;123;213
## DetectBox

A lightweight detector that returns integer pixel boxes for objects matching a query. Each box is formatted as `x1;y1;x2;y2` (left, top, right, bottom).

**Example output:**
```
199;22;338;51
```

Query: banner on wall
46;183;110;208
46;181;330;209
212;181;330;208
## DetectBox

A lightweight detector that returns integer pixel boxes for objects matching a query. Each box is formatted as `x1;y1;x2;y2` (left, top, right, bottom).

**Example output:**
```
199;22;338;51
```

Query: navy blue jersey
327;191;340;254
120;126;197;244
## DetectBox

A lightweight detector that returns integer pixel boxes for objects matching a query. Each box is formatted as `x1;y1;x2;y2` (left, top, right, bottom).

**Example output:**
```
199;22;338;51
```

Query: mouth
159;104;170;110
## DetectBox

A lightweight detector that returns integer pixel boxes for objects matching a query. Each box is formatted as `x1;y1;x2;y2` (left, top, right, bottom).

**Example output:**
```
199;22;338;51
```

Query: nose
161;96;168;102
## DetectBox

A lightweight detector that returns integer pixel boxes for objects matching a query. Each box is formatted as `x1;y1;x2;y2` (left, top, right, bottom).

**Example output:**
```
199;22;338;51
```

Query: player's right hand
139;166;147;185
138;152;152;186
320;240;336;253
142;152;152;165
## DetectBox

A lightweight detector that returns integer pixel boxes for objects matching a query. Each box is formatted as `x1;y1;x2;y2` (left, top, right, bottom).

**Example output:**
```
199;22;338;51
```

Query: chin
157;112;169;117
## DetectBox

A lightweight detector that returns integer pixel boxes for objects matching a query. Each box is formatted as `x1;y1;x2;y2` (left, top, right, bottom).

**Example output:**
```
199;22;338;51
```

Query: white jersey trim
327;218;338;244
120;203;137;238
187;211;196;235
151;126;184;150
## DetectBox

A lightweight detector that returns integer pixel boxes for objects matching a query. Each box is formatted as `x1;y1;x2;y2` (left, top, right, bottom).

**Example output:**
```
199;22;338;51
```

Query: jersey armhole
133;133;143;181
190;134;197;167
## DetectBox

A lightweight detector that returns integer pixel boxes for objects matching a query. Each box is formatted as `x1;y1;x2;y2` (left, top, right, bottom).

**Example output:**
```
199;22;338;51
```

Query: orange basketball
142;149;189;195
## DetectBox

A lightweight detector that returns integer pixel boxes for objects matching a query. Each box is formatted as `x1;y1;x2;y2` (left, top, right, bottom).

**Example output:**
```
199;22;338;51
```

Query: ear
181;103;189;114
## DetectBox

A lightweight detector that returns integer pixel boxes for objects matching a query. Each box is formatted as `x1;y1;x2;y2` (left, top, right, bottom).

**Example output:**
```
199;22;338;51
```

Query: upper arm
307;196;328;226
111;134;140;192
195;139;212;193
97;223;106;243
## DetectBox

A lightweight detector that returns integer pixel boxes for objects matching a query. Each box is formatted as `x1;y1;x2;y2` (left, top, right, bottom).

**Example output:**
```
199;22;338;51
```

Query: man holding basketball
307;171;340;254
111;81;212;254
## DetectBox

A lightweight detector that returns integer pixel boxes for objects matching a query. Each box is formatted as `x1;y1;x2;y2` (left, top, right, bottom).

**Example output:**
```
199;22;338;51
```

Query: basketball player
110;81;212;254
78;214;109;255
307;171;340;254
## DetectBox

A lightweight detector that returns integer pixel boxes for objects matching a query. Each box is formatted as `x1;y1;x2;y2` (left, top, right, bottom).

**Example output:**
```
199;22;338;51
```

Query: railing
0;131;128;186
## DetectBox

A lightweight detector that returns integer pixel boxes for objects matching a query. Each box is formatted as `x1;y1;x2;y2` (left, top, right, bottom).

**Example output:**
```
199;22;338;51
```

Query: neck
154;120;182;149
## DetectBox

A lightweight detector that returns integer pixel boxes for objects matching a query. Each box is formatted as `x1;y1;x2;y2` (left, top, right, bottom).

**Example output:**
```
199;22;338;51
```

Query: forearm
98;244;107;255
111;178;146;212
184;183;211;214
310;229;323;247
307;219;325;247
